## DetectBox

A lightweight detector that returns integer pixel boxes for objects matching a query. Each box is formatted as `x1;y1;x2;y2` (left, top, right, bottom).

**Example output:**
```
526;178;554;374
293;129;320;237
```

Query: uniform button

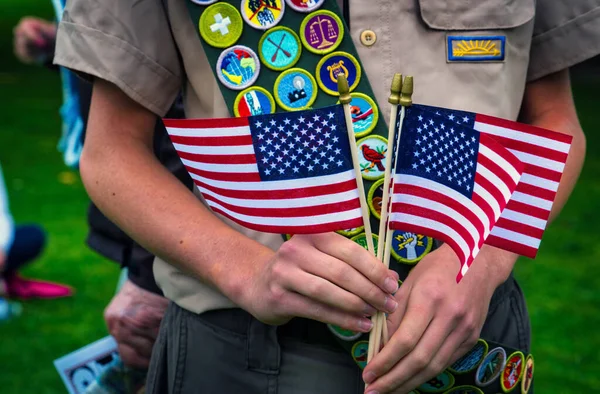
360;30;377;47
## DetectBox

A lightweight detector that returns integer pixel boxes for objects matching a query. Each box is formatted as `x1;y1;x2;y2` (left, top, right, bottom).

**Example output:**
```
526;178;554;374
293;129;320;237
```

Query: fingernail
391;270;400;281
385;296;398;313
384;277;399;293
364;304;377;316
359;318;373;332
363;371;377;384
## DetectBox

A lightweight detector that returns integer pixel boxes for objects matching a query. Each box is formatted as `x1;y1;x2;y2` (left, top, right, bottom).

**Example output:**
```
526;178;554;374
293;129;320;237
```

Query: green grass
0;1;599;393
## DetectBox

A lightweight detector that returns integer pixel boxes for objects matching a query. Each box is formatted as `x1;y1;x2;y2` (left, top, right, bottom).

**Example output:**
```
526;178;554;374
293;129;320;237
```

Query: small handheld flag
164;104;364;234
388;105;525;280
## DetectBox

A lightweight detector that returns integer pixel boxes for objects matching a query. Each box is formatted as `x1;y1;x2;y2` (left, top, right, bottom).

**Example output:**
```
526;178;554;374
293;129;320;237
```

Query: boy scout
55;0;597;392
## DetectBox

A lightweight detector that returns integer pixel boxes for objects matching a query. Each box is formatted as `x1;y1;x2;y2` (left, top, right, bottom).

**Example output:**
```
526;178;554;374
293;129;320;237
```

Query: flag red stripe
479;134;525;175
487;135;569;163
523;163;563;183
474;172;506;213
505;200;550;220
494;217;544;239
209;206;364;234
185;166;261;182
194;178;358;200
485;235;538;259
471;192;496;230
515;182;557;201
170;135;254;146
163;117;250;129
476;114;573;144
477;151;519;192
177;151;256;164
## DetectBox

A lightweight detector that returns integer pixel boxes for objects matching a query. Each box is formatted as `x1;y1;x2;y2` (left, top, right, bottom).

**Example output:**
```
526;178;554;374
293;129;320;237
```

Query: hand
13;17;56;64
104;279;169;369
362;244;516;393
237;233;401;334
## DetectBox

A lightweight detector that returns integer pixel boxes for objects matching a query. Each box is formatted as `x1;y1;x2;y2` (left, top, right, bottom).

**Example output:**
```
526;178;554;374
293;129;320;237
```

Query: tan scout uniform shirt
55;0;600;314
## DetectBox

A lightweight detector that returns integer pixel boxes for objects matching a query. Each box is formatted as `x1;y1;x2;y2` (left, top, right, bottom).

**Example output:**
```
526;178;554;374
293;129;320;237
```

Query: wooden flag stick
337;74;375;254
378;76;414;347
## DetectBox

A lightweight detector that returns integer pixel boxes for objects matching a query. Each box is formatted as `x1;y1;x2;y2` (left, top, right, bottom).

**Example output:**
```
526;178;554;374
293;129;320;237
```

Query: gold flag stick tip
337;73;351;104
399;76;414;107
388;73;402;105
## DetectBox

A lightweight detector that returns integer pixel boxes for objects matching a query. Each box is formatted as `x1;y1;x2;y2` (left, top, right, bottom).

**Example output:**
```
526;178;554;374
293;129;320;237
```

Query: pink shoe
3;274;74;300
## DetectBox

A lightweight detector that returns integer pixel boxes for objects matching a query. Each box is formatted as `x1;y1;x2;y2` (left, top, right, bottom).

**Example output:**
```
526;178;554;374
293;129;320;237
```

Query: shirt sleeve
53;0;183;116
0;164;15;254
527;0;600;82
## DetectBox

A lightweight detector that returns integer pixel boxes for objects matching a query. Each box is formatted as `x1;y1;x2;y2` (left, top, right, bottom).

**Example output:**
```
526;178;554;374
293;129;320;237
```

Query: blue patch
447;35;505;62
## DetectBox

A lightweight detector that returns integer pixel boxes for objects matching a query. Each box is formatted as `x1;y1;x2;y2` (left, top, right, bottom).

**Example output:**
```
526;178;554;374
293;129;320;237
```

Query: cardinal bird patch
356;135;387;180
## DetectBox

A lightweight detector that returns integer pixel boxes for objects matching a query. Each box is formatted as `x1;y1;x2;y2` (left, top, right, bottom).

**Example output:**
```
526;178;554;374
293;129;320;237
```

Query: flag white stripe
511;191;553;211
474;121;570;153
166;125;251;137
173;143;255;155
206;200;362;226
500;209;547;230
476;163;512;202
490;226;542;249
473;183;501;220
182;158;259;174
191;169;356;190
198;186;359;208
479;144;521;182
509;150;565;173
520;173;559;192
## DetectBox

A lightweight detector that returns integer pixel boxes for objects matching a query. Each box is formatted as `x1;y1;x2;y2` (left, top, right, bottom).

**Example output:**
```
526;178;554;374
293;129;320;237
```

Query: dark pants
2;225;46;276
147;275;531;394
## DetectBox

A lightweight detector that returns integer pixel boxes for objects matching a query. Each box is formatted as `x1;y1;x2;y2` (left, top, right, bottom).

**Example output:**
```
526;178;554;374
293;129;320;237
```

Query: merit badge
199;2;244;48
443;386;484;394
190;0;218;5
449;339;489;374
327;324;362;341
234;87;275;117
285;0;324;13
258;27;302;71
241;0;285;30
351;233;378;252
475;347;506;387
521;355;534;394
390;231;433;265
356;135;387;180
274;68;317;111
300;10;344;54
367;178;385;219
216;46;260;90
501;351;524;393
336;226;364;238
344;93;379;137
418;370;455;393
447;35;506;62
351;341;369;369
316;51;361;96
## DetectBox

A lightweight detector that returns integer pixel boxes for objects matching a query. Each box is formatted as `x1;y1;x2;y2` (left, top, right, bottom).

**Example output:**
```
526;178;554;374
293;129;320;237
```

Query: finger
385;282;412;337
363;291;435;382
120;334;155;359
281;291;374;333
302;249;399;314
310;233;400;294
364;315;456;390
117;344;151;369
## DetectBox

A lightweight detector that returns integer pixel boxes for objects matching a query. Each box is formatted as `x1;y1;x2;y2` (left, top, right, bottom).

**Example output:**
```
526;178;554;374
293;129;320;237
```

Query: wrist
472;245;518;291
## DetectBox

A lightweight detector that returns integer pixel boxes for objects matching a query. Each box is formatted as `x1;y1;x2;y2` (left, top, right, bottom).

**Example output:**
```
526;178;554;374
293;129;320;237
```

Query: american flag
163;105;364;234
415;104;573;258
389;105;525;279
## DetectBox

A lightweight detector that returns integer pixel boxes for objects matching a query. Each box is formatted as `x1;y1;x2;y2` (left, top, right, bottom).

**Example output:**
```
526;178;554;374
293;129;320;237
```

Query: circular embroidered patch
241;0;285;30
284;234;293;240
316;51;361;96
390;231;433;265
367;178;385;219
351;341;369;370
198;3;244;48
350;233;378;252
190;0;218;5
216;46;260;90
475;347;506;387
274;68;317;111
327;324;363;341
234;87;275;117
343;93;379;137
521;355;534;394
443;385;484;394
285;0;324;13
300;10;344;54
356;135;387;180
418;370;455;393
258;27;302;71
449;339;489;375
501;351;525;393
336;226;364;238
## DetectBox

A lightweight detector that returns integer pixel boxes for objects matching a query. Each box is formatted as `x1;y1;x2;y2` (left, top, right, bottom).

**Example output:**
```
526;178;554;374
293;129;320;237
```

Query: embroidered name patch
447;35;505;62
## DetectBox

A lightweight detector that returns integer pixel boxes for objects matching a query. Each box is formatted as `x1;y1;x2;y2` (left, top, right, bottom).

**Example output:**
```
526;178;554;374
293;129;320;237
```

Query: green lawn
0;1;599;393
